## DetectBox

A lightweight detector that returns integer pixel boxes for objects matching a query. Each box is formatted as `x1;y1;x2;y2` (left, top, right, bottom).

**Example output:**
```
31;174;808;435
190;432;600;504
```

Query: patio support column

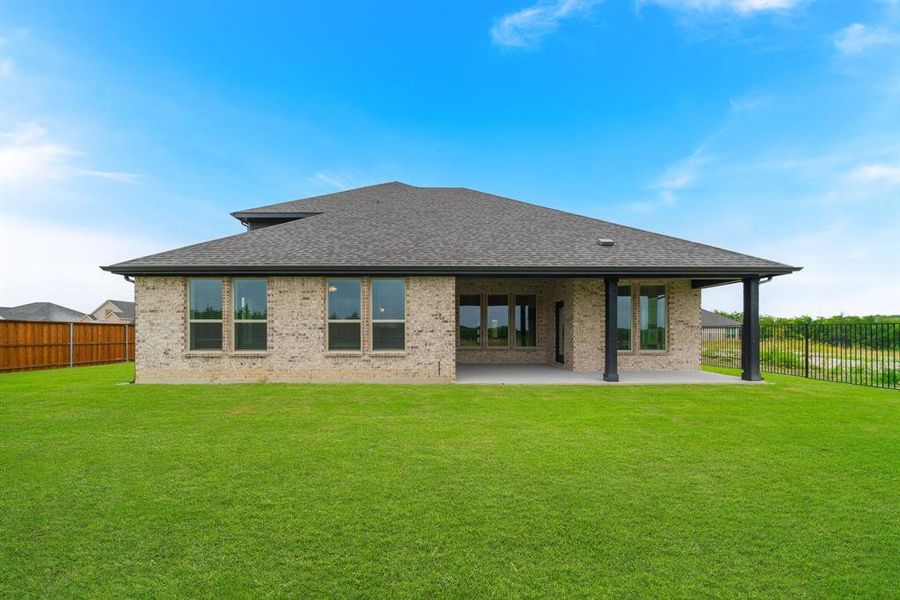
741;276;763;381
603;277;619;382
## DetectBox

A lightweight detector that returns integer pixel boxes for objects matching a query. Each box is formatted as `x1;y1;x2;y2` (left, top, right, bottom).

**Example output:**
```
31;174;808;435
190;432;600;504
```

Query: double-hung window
327;278;361;350
188;279;223;350
233;279;267;351
371;279;405;351
617;285;632;351
640;285;667;351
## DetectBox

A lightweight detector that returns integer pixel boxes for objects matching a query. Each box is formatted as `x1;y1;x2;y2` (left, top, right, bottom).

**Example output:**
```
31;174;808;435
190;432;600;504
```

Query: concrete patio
455;364;757;385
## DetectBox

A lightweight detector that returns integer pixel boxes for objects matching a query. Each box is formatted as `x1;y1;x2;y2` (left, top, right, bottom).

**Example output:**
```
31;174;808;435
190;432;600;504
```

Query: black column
741;276;762;381
603;277;619;382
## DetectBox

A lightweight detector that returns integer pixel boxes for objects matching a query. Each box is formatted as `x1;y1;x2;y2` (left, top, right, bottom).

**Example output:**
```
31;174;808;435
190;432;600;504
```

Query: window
640;285;667;351
515;294;537;347
188;279;223;351
372;279;405;351
233;279;267;351
617;285;632;351
487;294;509;347
458;294;481;347
327;278;361;350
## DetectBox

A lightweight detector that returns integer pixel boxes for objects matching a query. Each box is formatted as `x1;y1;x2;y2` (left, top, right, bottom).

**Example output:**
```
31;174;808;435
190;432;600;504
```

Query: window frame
456;292;484;349
513;293;538;349
486;293;511;349
186;277;224;352
232;278;268;352
326;277;363;352
370;277;406;352
638;284;668;352
616;285;633;353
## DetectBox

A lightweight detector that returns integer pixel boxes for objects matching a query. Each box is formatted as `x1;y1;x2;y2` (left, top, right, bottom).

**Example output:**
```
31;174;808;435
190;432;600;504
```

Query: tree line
711;312;900;350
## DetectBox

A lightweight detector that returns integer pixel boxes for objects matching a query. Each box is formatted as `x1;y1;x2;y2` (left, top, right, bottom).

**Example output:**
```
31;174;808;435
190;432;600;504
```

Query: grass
1;364;898;598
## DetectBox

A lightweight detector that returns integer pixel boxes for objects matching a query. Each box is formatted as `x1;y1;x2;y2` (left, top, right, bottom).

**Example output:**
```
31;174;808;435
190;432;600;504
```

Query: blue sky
1;0;898;315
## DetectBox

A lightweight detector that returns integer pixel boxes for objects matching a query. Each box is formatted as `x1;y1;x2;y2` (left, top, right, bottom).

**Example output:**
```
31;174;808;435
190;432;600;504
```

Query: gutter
101;264;801;278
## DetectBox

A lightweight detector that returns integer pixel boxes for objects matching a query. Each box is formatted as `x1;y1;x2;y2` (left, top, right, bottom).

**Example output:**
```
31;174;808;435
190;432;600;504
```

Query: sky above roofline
0;0;897;315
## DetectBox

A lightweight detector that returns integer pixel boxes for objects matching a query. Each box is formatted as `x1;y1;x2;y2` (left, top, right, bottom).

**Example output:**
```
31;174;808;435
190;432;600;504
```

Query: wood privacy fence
0;320;135;373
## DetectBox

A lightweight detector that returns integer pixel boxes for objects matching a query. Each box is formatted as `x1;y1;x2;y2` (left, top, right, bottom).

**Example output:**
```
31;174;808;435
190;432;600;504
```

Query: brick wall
134;276;456;383
134;275;700;383
615;278;701;371
455;276;699;372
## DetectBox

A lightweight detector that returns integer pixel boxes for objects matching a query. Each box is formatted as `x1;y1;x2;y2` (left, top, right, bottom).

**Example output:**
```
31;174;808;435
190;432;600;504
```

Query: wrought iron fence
702;323;900;390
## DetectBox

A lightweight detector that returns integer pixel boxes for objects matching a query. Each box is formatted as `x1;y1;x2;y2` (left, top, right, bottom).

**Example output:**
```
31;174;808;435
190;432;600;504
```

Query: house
103;182;799;384
0;302;87;322
701;309;741;341
81;299;136;323
701;309;741;328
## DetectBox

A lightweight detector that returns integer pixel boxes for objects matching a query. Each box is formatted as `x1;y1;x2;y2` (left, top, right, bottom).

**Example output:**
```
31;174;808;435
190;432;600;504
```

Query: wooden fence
0;320;135;373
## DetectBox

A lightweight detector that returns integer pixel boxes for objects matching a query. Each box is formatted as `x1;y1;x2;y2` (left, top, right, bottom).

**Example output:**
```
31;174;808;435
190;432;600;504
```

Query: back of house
103;182;798;384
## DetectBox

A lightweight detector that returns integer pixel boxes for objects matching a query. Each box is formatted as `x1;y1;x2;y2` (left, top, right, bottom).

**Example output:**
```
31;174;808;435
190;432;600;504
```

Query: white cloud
654;146;710;190
0;123;139;185
491;0;603;49
630;145;711;211
0;215;170;312
845;163;900;185
639;0;801;17
834;22;900;54
0;58;12;77
729;94;773;112
308;171;351;191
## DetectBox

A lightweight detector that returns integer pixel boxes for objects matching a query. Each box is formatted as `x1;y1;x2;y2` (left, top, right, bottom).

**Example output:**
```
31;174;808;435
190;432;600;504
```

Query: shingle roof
701;309;741;327
0;302;87;322
108;300;135;320
104;182;799;276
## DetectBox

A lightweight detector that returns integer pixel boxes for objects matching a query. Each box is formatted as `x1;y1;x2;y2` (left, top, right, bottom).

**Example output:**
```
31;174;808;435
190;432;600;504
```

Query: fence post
124;324;128;362
804;321;810;379
69;322;74;368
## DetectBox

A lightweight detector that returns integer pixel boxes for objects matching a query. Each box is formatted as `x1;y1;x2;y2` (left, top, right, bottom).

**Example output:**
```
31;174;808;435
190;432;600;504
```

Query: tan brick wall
455;277;560;365
616;278;701;371
454;277;699;372
134;276;456;383
134;275;700;383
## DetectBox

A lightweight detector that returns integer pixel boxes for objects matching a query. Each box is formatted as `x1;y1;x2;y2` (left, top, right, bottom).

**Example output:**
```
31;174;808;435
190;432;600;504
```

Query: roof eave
101;264;801;277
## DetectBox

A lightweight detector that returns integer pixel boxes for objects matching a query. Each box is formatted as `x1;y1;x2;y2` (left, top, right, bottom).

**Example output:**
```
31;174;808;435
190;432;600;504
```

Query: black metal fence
702;323;900;390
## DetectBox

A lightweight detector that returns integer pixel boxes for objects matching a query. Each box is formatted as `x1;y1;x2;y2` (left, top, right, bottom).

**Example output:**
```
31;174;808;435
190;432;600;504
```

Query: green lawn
1;364;898;598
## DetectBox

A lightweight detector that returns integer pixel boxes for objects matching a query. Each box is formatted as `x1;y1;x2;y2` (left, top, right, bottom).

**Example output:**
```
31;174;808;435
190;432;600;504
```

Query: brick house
80;299;136;324
103;182;798;384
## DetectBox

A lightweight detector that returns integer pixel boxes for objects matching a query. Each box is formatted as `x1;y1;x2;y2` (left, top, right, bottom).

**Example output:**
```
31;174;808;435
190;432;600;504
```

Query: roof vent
597;238;615;247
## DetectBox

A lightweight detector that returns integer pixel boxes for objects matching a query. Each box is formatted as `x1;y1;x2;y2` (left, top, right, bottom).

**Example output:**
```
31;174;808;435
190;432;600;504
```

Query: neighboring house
701;309;741;341
81;299;135;323
701;309;741;328
103;182;799;384
0;302;87;322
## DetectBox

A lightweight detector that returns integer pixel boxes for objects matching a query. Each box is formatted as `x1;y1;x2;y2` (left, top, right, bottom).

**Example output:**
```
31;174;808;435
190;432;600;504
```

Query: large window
458;294;482;347
327;278;361;350
487;294;509;347
188;279;223;351
640;285;667;351
617;285;632;351
515;294;537;347
234;279;267;351
371;279;405;351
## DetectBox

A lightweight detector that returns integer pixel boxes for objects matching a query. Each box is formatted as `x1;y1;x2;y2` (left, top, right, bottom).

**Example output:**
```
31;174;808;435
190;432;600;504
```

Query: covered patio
455;363;757;385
